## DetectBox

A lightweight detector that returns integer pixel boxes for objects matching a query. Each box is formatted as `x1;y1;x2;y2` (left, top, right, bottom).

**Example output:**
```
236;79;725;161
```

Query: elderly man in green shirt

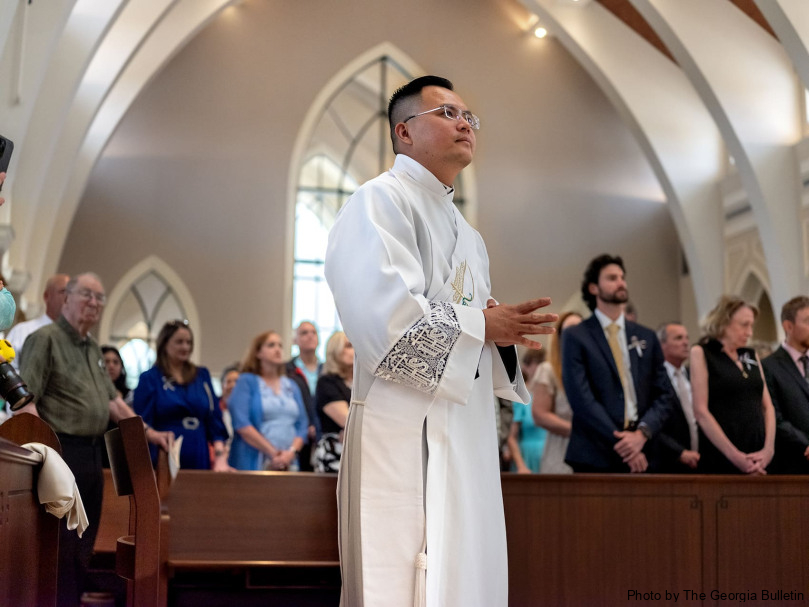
19;272;172;607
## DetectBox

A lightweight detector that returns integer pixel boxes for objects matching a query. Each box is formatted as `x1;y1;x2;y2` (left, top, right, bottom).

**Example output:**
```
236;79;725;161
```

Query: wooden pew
96;472;809;605
97;471;339;563
502;474;809;606
167;471;338;568
96;470;339;603
0;437;60;607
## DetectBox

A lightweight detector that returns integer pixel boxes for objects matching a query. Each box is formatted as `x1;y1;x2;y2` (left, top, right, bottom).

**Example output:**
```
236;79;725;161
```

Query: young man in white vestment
325;76;557;607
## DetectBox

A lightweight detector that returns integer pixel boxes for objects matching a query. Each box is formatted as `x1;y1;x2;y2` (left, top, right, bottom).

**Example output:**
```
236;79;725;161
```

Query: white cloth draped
22;442;89;537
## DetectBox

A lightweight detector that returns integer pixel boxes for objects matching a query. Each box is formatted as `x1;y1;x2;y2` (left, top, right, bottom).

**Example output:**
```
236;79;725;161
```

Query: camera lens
6;384;33;411
0;361;34;411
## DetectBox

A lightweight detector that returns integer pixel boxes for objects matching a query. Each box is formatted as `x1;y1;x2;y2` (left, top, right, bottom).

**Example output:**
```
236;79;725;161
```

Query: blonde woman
531;311;582;474
314;331;353;472
691;296;775;474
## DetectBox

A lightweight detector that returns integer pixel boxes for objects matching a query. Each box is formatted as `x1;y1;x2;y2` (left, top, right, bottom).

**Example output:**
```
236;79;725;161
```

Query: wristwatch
637;422;652;441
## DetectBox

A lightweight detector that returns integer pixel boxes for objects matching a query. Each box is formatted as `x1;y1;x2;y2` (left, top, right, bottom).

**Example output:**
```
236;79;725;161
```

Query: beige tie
606;323;630;428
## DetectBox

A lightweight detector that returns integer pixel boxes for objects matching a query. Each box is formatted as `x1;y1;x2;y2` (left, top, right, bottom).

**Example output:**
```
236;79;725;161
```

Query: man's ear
394;122;412;147
588;283;599;297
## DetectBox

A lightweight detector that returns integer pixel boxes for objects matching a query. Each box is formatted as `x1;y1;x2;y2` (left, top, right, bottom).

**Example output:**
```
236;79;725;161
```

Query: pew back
0;438;59;607
0;412;61;453
104;416;163;607
167;471;339;567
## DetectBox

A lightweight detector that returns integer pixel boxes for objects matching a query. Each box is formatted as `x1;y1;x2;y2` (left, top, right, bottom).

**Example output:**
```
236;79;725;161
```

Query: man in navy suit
655;322;700;473
563;254;674;472
762;296;809;474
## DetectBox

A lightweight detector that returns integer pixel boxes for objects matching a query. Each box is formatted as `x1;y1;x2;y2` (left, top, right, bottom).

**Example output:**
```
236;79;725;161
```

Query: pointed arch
736;270;778;343
283;42;480;348
99;255;201;377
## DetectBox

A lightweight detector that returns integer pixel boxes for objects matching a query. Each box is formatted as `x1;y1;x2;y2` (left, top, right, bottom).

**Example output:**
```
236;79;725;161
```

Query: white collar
664;360;685;377
594;308;624;332
393;154;456;201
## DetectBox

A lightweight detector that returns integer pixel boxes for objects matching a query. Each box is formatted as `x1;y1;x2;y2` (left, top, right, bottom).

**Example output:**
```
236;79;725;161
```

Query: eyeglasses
74;288;106;305
403;105;480;130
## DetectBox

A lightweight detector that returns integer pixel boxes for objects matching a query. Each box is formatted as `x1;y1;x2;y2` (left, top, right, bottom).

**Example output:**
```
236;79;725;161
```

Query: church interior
1;0;808;605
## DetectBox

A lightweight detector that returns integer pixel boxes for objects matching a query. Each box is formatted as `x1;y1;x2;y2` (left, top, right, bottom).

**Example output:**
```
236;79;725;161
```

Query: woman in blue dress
507;350;548;474
134;320;230;470
228;330;308;471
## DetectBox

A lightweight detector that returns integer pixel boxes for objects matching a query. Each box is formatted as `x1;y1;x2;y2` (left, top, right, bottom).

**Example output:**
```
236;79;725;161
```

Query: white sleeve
491;344;530;404
325;180;485;406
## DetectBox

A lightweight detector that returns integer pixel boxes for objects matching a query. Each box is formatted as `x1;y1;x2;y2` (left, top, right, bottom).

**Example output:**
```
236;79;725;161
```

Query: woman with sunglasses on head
134;320;231;471
228;330;309;471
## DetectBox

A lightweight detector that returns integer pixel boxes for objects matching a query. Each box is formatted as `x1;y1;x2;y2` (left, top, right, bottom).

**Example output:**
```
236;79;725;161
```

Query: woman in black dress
314;331;353;472
691;295;775;474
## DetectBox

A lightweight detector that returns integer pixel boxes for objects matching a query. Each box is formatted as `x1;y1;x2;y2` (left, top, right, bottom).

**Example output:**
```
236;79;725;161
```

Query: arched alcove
286;44;478;353
739;272;778;345
99;255;200;386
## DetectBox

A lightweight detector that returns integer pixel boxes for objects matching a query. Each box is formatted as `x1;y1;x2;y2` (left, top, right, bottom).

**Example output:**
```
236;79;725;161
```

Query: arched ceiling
596;0;778;64
520;0;807;317
1;0;808;319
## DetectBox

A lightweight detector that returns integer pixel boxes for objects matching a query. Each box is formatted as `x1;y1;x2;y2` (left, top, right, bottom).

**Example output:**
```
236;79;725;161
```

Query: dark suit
285;358;323;472
655;366;695;473
762;346;809;474
562;314;674;472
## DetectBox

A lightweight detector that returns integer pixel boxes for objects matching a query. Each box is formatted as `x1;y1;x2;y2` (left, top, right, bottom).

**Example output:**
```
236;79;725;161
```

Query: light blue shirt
294;356;321;394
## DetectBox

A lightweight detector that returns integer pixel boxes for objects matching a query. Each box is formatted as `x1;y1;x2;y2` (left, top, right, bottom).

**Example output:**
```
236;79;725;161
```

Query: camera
0;339;34;411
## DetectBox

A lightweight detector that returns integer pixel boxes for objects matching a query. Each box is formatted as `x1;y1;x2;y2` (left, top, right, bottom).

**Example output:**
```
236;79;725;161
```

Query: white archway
100;254;201;364
1;0;240;303
283;42;480;343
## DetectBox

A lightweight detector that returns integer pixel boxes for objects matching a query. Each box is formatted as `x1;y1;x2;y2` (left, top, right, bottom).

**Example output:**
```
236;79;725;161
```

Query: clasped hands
613;430;648;473
268;449;296;471
733;447;772;475
483;297;557;349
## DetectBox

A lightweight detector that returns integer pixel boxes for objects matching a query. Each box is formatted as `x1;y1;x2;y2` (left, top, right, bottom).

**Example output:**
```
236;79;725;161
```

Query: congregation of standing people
5;262;797;477
499;254;802;477
4;270;807;513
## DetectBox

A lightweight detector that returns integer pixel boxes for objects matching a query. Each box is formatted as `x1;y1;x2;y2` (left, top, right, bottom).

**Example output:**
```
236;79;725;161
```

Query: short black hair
581;254;625;311
387;75;454;152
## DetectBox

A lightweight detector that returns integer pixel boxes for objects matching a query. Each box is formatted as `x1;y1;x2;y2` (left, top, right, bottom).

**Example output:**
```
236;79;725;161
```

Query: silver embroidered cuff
374;302;462;394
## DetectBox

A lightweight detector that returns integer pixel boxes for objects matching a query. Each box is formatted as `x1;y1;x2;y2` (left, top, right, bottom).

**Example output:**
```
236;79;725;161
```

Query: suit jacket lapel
585;315;622;382
626;323;641;391
775;347;809;400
